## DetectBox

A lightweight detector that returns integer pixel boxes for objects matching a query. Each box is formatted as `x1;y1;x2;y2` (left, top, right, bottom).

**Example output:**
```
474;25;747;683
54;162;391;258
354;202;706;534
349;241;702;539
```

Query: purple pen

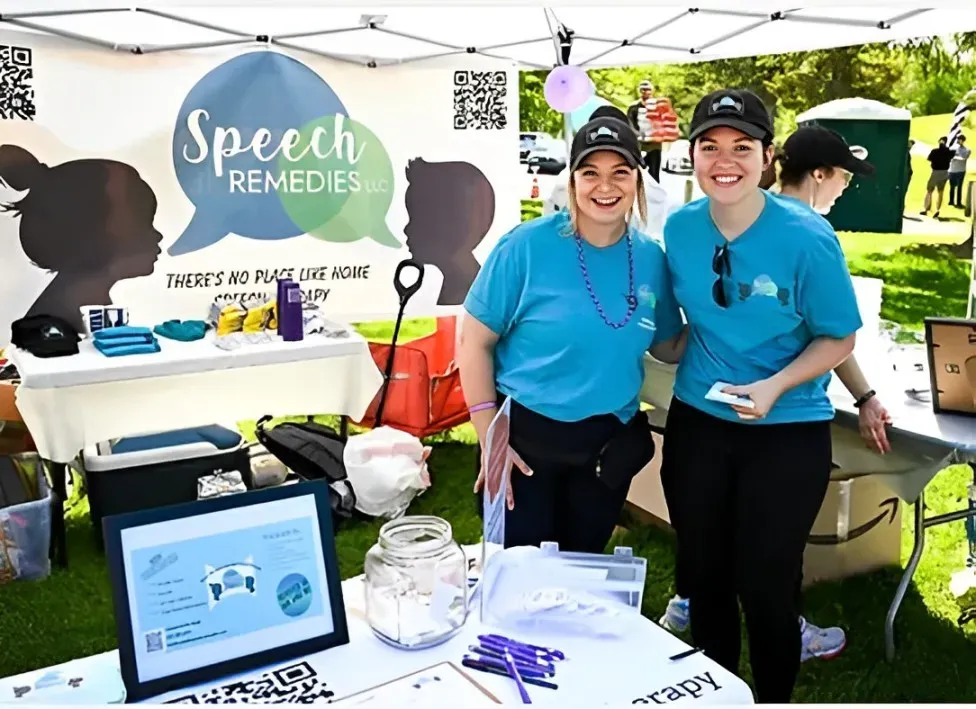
463;654;550;679
479;634;567;661
472;642;554;670
504;649;532;704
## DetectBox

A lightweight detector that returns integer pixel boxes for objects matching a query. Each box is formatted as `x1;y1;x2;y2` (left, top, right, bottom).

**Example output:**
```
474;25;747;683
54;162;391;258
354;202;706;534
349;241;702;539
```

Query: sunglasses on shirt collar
712;243;731;308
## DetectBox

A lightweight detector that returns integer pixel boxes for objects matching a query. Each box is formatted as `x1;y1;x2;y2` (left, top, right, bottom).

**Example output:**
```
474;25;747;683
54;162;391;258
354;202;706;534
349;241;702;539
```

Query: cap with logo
782;125;875;176
570;116;643;172
689;88;773;143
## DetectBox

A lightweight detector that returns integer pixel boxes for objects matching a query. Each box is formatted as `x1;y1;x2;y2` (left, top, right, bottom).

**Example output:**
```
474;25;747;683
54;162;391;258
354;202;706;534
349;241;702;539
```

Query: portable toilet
796;98;912;234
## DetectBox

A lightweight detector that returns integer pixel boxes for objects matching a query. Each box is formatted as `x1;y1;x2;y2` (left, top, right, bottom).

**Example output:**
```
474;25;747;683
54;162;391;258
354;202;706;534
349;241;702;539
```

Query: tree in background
519;32;976;143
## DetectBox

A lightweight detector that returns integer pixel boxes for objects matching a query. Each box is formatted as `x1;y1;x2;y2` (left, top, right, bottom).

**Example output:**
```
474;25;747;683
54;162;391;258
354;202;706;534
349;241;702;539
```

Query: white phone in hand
705;382;756;408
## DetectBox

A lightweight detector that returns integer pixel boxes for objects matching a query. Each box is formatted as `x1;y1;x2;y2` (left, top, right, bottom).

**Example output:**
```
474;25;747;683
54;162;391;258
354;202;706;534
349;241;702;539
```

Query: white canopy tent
1;2;976;69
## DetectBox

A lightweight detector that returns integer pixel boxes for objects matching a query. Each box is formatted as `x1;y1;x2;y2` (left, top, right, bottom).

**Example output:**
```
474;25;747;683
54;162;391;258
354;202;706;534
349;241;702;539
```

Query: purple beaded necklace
574;228;638;330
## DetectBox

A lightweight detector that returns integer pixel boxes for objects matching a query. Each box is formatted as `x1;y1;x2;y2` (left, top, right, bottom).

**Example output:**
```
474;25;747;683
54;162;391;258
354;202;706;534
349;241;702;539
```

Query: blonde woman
459;115;686;552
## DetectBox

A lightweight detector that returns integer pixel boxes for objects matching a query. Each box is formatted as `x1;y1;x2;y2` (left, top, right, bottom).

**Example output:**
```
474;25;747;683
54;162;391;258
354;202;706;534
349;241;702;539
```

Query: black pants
948;172;965;206
645;149;662;182
660;397;831;704
474;399;641;553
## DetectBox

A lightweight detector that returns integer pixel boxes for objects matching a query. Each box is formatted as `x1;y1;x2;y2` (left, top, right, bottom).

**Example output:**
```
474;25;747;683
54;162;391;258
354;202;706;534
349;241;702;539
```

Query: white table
7;332;383;568
0;577;755;706
827;348;976;662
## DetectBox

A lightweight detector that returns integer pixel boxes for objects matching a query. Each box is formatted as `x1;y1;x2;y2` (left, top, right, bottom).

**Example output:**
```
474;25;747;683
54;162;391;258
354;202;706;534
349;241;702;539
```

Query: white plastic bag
343;426;432;519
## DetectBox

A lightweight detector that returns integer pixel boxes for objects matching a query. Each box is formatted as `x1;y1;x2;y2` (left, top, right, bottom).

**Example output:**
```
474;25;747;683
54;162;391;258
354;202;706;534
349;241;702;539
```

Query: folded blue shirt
94;326;154;342
94;339;161;357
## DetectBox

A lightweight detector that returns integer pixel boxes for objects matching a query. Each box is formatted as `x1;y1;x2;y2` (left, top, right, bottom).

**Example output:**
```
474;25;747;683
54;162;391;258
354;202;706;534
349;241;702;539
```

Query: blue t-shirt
664;192;862;424
464;211;684;423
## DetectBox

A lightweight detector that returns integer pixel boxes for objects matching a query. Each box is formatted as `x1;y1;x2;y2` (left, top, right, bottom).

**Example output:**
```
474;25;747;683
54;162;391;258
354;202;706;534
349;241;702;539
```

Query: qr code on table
145;629;166;654
453;70;507;130
0;45;36;121
165;661;336;704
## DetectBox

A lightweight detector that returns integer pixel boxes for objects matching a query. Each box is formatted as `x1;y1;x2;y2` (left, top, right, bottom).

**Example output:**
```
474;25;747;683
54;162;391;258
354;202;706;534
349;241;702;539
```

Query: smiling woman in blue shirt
660;89;861;704
457;114;687;555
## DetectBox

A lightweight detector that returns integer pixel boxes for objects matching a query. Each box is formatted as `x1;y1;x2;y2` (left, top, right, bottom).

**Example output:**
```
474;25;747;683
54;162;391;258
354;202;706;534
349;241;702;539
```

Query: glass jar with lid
363;515;468;650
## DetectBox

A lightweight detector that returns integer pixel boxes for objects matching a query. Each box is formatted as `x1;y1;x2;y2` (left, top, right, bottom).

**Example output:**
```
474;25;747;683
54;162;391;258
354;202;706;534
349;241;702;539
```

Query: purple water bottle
276;279;292;337
280;282;304;342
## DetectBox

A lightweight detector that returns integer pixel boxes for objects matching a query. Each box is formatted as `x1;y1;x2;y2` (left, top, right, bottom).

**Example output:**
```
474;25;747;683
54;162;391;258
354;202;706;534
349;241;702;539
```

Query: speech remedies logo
170;51;399;256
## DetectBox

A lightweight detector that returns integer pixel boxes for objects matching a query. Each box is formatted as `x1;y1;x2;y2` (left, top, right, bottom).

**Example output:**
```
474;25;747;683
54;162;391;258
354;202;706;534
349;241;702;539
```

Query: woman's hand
722;378;785;420
474;448;533;510
858;396;892;454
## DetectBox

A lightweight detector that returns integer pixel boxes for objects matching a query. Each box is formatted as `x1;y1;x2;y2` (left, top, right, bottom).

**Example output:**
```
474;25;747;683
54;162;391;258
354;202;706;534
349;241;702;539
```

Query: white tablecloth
0;578;754;706
8;334;383;463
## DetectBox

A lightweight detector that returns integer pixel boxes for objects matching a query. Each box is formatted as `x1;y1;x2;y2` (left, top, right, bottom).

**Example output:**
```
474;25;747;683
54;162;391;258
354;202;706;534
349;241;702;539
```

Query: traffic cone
531;176;539;199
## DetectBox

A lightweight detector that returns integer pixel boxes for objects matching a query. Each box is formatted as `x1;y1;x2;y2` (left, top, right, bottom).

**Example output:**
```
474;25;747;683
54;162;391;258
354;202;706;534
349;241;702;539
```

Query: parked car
520;132;552;164
526;139;568;176
662;139;692;175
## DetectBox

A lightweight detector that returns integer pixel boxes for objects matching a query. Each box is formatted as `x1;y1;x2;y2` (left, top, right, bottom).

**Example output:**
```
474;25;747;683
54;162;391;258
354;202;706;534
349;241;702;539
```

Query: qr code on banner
453;70;508;130
165;661;336;704
0;45;36;121
145;629;165;654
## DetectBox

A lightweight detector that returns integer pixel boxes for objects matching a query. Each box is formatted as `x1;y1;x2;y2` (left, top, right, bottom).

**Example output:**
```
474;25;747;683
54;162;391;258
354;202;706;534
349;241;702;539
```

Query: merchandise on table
80;305;129;336
364;515;468;650
480;543;646;638
9;314;80;358
152;319;207;342
92;326;160;357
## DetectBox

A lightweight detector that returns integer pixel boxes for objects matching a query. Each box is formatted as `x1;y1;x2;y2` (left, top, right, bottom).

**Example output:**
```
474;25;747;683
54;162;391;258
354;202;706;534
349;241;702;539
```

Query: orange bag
354;260;469;439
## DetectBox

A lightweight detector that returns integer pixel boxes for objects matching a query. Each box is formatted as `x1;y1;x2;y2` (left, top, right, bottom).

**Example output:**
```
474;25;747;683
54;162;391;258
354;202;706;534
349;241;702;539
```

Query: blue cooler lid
111;425;242;455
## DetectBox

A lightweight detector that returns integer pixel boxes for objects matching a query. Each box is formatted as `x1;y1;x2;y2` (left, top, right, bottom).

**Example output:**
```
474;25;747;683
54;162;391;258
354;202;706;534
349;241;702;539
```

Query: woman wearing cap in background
458;114;687;554
659;89;862;702
776;125;892;456
659;123;893;666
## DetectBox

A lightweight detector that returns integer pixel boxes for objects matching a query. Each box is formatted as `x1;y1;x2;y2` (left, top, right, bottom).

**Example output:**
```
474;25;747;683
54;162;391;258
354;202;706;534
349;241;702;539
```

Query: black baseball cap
689;88;773;143
570;116;642;172
782;125;875;176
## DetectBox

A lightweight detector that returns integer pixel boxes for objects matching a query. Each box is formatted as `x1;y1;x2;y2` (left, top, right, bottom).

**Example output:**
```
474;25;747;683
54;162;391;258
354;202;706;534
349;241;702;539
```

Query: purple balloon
544;66;593;113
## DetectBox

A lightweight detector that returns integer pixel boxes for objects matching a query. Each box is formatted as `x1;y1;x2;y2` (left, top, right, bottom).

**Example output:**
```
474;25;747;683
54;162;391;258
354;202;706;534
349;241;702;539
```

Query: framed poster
925;317;976;417
103;480;348;702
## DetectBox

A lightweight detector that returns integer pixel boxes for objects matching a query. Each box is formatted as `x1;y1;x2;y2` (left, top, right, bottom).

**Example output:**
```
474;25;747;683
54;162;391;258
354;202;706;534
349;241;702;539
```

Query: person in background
904;139;915;213
460;114;687;554
921;136;954;219
659;124;893;667
659;88;861;703
627;80;664;181
948;135;970;208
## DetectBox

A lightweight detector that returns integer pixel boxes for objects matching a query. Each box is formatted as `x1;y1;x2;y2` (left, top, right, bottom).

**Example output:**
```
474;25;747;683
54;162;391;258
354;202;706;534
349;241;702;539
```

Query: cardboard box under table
81;425;252;548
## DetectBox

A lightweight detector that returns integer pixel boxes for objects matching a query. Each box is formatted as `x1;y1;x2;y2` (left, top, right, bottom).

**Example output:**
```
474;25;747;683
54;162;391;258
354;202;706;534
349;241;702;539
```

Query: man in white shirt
948;134;970;208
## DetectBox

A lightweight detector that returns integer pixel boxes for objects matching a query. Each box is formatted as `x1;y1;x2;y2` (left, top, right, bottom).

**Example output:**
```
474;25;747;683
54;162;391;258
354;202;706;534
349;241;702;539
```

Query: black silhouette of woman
403;158;496;306
0;145;162;333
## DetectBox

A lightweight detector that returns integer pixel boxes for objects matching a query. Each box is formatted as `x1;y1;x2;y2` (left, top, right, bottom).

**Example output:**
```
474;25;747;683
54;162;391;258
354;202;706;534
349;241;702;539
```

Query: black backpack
254;417;356;529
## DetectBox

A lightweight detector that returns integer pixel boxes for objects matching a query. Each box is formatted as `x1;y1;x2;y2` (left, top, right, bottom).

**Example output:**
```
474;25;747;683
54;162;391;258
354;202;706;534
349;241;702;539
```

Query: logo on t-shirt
637;284;657;308
737;274;791;306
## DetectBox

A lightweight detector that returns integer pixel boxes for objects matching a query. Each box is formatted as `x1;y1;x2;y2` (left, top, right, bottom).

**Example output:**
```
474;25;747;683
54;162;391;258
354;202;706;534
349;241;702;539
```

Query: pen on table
463;654;551;678
479;637;560;667
669;647;703;661
504;648;533;704
479;634;567;661
461;659;558;690
471;643;555;670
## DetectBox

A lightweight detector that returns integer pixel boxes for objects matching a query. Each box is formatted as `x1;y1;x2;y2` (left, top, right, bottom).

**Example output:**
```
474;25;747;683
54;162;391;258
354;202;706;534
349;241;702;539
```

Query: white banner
0;31;519;344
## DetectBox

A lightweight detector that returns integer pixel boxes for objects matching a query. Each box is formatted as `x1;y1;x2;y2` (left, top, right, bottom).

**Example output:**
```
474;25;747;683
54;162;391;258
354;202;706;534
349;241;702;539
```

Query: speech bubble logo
169;51;348;256
276;116;399;248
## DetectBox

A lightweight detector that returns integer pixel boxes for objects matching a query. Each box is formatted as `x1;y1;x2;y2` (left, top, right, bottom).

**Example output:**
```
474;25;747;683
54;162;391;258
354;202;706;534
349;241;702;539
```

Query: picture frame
924;316;976;417
103;480;348;703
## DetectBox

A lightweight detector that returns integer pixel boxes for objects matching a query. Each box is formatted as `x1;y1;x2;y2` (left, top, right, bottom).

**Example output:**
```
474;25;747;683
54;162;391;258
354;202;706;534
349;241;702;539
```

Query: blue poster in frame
103;480;348;702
